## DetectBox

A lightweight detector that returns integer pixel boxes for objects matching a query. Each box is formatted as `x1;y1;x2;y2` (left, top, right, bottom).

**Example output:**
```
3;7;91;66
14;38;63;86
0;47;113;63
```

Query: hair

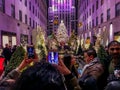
63;54;78;78
12;62;66;90
105;81;120;90
85;49;97;58
108;40;120;48
63;55;72;69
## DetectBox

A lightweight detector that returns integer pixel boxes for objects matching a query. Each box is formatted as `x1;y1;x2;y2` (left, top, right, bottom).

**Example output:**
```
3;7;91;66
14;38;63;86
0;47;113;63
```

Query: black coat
2;47;11;61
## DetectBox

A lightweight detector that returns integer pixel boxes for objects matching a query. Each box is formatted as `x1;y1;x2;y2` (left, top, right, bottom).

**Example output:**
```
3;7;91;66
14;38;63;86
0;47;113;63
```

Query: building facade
47;0;78;36
0;0;47;48
78;0;120;46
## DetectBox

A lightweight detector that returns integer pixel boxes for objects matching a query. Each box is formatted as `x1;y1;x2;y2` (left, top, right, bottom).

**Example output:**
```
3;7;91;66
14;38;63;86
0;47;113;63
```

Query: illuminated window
110;23;113;41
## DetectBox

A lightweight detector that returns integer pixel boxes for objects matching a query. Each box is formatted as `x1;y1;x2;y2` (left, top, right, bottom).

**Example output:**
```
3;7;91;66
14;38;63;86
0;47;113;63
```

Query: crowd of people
0;40;120;90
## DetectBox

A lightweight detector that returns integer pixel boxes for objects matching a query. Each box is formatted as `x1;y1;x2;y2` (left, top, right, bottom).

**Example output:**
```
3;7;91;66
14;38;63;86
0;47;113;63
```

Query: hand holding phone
48;51;58;64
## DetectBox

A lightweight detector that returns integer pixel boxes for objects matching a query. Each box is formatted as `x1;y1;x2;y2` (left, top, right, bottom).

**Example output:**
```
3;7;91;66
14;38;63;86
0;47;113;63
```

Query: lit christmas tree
56;20;68;43
32;26;47;60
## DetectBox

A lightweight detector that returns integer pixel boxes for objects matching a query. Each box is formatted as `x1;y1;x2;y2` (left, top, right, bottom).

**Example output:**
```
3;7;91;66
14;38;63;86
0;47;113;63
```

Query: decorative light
58;0;64;3
110;22;113;41
89;31;91;38
72;6;75;8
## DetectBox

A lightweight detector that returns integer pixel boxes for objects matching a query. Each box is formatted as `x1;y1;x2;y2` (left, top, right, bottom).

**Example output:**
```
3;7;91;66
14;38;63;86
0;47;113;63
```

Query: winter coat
81;57;104;80
79;57;104;90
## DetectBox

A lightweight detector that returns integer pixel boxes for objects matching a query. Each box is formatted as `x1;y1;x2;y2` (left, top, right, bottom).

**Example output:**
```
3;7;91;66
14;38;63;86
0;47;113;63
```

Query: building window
85;14;86;20
87;12;88;18
83;16;84;21
92;19;94;27
101;0;104;5
89;21;91;29
29;17;31;26
35;9;37;16
85;25;86;30
38;12;39;18
25;0;27;7
87;23;88;30
107;9;110;21
87;0;88;6
33;20;35;28
101;13;103;23
11;4;15;18
29;1;31;10
36;22;37;27
96;0;98;10
35;0;37;4
89;8;91;15
96;17;98;26
19;10;22;22
0;0;5;12
25;14;27;24
33;5;34;14
92;5;94;13
115;2;120;17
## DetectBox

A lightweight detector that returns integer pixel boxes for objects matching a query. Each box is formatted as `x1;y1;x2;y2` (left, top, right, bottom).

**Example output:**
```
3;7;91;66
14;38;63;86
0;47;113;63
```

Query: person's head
5;44;9;48
105;81;120;90
108;40;120;59
63;54;76;69
13;62;66;90
84;49;97;63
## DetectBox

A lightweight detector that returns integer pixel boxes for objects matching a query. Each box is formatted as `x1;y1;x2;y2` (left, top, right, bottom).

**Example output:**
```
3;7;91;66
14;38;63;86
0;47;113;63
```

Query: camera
27;45;35;59
48;51;58;64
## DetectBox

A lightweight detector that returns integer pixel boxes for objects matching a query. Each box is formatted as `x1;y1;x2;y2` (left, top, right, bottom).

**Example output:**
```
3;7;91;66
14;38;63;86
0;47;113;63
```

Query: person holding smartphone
56;56;81;90
0;50;39;89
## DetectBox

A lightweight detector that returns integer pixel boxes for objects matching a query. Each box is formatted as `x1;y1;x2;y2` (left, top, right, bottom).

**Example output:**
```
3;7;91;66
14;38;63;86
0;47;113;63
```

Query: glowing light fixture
110;22;113;41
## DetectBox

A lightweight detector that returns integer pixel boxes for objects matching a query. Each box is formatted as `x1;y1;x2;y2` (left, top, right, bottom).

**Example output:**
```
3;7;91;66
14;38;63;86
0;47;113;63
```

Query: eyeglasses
110;48;120;51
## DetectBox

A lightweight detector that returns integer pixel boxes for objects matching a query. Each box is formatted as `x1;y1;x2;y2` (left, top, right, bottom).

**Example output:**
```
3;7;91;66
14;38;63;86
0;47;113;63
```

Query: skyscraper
47;0;78;36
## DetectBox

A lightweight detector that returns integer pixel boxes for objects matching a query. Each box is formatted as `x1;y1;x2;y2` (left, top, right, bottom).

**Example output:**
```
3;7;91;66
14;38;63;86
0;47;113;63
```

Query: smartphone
48;51;58;64
27;45;35;59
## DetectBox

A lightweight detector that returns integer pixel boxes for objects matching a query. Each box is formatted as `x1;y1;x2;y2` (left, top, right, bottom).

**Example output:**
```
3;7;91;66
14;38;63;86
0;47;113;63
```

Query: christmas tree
97;45;108;65
47;33;59;50
5;46;26;76
56;20;68;43
32;26;47;60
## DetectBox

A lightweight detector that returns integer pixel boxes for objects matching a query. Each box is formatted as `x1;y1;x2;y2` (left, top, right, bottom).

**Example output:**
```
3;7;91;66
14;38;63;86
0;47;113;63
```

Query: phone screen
48;52;58;64
27;46;35;59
